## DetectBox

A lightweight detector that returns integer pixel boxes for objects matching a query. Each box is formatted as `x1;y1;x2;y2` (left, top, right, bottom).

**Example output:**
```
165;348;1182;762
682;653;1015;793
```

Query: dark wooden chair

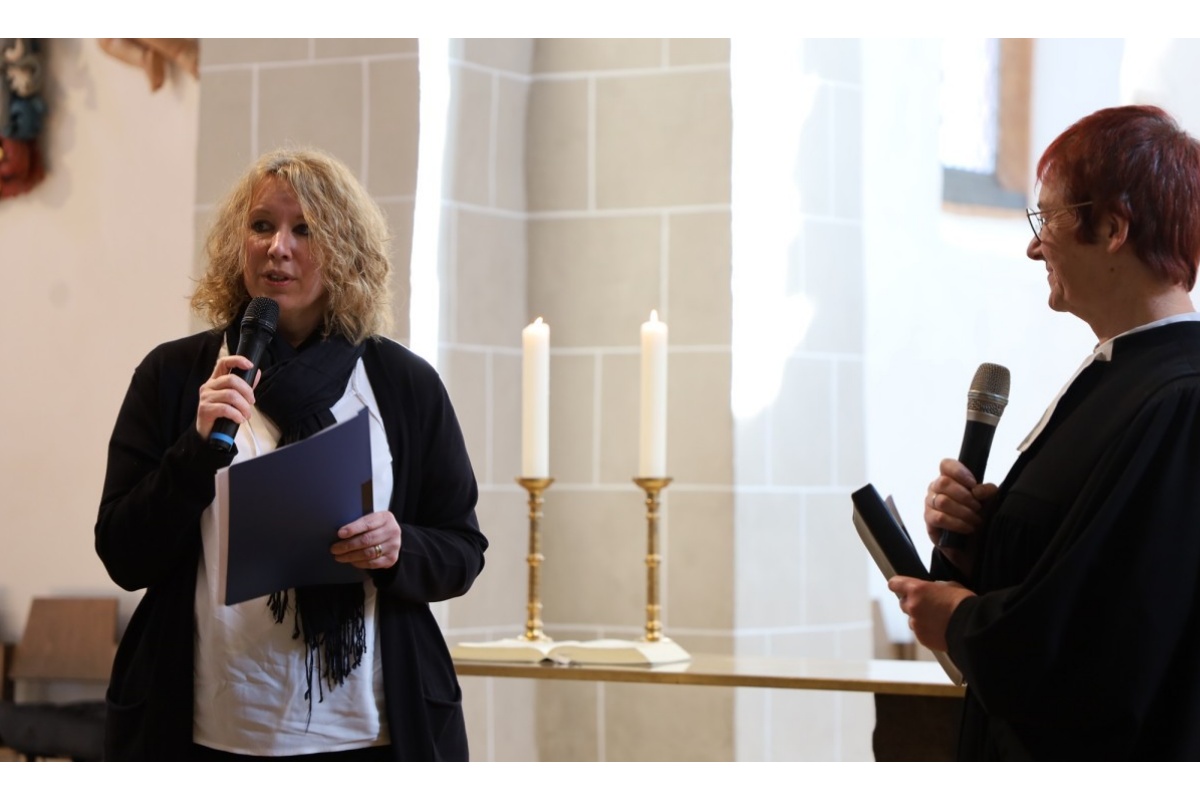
0;597;116;761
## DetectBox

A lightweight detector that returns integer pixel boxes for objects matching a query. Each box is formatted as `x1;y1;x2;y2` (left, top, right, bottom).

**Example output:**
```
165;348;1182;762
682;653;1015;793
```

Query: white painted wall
0;39;199;639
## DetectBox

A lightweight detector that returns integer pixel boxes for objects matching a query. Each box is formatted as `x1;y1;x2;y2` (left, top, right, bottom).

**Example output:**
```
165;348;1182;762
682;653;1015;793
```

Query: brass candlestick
515;476;554;642
633;476;673;643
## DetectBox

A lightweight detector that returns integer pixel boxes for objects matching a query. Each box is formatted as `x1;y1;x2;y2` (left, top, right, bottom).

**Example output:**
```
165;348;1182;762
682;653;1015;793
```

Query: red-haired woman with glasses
892;105;1200;760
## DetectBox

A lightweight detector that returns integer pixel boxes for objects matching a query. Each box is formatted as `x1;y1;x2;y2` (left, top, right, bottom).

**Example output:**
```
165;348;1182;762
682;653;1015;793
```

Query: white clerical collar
1092;311;1200;362
1017;311;1200;452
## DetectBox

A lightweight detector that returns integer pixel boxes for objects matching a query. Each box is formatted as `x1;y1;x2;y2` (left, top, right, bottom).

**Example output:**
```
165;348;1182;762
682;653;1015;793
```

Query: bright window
940;38;1032;211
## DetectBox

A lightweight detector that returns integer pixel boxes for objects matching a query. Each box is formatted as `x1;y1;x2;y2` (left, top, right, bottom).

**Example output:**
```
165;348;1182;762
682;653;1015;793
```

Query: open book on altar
851;483;964;686
451;637;692;666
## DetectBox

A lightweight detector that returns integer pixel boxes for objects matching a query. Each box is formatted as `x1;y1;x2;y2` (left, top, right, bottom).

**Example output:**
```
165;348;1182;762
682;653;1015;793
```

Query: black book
851;484;930;581
851;483;963;685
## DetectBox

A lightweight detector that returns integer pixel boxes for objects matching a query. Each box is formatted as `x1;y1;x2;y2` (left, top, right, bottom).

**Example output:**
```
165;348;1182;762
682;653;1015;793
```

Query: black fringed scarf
226;316;367;719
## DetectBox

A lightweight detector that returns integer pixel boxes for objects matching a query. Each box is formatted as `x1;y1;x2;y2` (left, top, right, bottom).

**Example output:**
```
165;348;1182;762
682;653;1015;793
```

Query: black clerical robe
933;321;1200;760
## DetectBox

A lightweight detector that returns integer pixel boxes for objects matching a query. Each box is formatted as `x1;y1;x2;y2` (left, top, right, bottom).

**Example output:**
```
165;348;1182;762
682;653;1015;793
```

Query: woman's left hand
332;511;402;569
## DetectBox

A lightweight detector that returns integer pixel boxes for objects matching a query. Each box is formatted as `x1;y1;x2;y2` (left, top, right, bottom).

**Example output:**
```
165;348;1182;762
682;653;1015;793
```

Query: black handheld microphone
938;362;1011;549
209;297;280;452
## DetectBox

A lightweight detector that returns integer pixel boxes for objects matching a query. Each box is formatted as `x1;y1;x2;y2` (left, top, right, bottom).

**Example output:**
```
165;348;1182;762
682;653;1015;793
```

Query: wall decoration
98;39;198;92
0;38;46;200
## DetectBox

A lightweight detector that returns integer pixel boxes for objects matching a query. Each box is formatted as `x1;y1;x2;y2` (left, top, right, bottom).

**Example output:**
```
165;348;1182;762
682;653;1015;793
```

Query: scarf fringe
269;587;367;726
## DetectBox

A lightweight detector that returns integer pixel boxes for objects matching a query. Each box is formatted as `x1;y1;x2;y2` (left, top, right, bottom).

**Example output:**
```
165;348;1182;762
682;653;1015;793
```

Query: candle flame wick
534;316;543;324
650;309;658;323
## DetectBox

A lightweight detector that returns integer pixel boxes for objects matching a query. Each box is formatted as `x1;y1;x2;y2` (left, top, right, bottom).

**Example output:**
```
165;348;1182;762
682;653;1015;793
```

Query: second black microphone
938;362;1011;549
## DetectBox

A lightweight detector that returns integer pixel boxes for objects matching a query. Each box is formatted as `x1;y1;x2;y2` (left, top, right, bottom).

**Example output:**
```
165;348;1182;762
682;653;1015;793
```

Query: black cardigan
95;330;486;760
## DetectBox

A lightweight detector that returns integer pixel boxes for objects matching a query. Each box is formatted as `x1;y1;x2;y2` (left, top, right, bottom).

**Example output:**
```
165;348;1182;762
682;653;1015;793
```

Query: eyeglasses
1026;201;1093;242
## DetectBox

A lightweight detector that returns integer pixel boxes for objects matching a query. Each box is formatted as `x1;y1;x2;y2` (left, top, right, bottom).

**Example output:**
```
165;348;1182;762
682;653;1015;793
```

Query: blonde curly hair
191;147;393;344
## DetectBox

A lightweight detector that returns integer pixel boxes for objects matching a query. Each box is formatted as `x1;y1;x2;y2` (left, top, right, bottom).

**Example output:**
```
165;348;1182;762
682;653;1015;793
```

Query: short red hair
1038;104;1200;290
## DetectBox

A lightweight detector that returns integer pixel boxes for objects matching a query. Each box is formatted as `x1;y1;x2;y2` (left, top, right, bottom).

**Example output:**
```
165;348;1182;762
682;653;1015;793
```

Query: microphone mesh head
242;297;280;334
967;362;1011;418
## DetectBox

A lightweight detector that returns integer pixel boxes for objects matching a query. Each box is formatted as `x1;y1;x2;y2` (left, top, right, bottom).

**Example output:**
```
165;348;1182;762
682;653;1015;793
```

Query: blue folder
223;408;373;605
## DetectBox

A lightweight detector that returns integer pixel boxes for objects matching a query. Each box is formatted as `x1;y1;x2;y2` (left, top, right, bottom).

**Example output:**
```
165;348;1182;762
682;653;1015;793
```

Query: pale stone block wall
192;37;868;761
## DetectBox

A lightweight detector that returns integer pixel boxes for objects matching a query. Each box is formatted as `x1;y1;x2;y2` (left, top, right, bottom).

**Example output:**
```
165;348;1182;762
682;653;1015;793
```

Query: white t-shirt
193;354;394;756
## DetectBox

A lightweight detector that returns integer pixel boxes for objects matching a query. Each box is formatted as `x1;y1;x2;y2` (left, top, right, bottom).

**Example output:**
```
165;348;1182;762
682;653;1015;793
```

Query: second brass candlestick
515;476;554;642
633;476;673;643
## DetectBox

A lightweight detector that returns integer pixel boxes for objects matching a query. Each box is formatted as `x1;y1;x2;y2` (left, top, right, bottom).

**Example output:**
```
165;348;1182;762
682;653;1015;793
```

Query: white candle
639;310;668;477
522;317;551;478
